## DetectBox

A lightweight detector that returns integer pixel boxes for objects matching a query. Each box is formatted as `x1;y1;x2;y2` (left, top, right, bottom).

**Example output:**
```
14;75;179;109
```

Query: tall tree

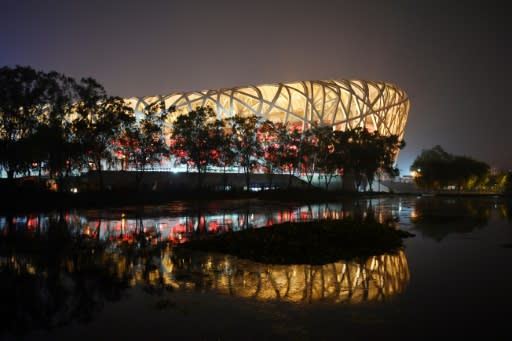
277;125;302;188
0;66;46;182
503;171;512;196
73;78;134;190
31;71;81;190
345;128;404;191
372;133;404;189
169;106;223;189
411;145;452;190
451;156;489;191
260;121;282;188
214;118;236;190
298;128;319;187
119;103;169;189
411;145;489;191
345;127;371;191
313;125;341;190
229;114;267;190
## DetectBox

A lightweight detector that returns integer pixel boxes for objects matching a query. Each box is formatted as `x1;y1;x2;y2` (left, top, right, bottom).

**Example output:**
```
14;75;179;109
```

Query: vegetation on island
180;219;414;265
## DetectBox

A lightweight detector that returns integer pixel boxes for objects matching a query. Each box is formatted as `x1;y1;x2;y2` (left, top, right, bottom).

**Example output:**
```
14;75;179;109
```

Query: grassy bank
179;219;414;265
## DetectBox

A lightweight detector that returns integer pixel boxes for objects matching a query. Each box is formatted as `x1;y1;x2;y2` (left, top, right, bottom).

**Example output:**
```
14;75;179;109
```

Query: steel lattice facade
127;79;410;140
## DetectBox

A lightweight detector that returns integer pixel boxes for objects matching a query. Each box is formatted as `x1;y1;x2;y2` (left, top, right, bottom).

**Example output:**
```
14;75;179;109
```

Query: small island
179;219;415;265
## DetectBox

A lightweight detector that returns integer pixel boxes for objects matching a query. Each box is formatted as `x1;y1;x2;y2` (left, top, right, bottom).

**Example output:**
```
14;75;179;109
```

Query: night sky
1;0;509;174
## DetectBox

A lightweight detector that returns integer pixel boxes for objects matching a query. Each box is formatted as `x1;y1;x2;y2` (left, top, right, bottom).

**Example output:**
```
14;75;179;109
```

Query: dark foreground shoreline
0;186;391;213
0;183;504;214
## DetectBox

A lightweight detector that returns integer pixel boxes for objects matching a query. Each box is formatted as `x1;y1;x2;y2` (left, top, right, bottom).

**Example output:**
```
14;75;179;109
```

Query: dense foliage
1;65;405;191
411;145;490;191
170;111;405;190
0;66;167;190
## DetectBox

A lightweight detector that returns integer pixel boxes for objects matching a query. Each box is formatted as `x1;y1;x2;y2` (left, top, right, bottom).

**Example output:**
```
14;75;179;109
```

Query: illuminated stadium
121;79;410;186
128;79;409;140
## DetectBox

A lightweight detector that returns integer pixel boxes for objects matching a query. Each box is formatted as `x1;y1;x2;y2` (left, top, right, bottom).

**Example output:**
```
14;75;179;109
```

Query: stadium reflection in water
165;248;409;303
0;243;409;310
4;196;511;338
0;199;409;333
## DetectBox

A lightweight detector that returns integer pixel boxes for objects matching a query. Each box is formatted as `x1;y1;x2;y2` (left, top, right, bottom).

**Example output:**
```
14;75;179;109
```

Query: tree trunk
197;167;203;189
306;173;313;186
7;169;14;183
95;217;102;242
38;164;42;184
96;160;104;191
342;170;356;192
135;167;145;191
223;165;228;190
245;167;251;191
323;173;333;190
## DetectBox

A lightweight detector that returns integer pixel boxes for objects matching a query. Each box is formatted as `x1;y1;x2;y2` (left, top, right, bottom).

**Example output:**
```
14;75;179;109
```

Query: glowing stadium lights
127;79;410;143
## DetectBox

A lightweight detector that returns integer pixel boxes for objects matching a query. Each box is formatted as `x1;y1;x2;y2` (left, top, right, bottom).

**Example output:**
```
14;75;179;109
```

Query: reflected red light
209;221;218;233
27;217;37;229
171;224;187;234
122;234;133;243
167;226;189;244
277;212;283;223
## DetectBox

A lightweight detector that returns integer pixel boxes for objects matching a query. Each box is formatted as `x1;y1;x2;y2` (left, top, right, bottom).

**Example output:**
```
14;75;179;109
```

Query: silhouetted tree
31;71;81;191
0;66;47;183
411;145;489;191
215;118;236;190
345;128;404;191
298;128;319;187
260;121;283;188
374;133;404;187
169;106;223;189
450;156;489;191
503;171;512;197
277;125;302;188
119;103;169;189
73;78;135;190
229;114;268;190
313;125;341;190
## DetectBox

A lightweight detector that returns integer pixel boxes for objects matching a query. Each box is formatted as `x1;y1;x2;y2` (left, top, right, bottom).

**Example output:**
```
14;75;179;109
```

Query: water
1;196;512;339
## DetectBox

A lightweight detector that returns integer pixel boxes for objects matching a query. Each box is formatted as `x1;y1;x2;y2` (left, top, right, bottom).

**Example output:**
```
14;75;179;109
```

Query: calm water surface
1;196;512;339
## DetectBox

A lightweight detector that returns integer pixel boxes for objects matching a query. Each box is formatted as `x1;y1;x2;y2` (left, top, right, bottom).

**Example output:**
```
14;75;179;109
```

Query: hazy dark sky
1;0;509;174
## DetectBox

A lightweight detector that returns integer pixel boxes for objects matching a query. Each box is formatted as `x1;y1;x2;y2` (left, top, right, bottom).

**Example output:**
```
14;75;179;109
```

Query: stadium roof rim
126;79;409;102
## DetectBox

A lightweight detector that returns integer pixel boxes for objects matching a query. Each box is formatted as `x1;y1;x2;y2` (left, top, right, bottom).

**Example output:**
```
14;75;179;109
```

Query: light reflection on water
2;195;511;337
165;248;409;304
0;198;403;244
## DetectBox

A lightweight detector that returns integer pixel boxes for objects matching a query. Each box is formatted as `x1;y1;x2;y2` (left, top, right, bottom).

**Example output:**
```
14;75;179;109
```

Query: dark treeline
0;65;167;192
1;65;404;193
410;145;511;193
170;106;405;191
